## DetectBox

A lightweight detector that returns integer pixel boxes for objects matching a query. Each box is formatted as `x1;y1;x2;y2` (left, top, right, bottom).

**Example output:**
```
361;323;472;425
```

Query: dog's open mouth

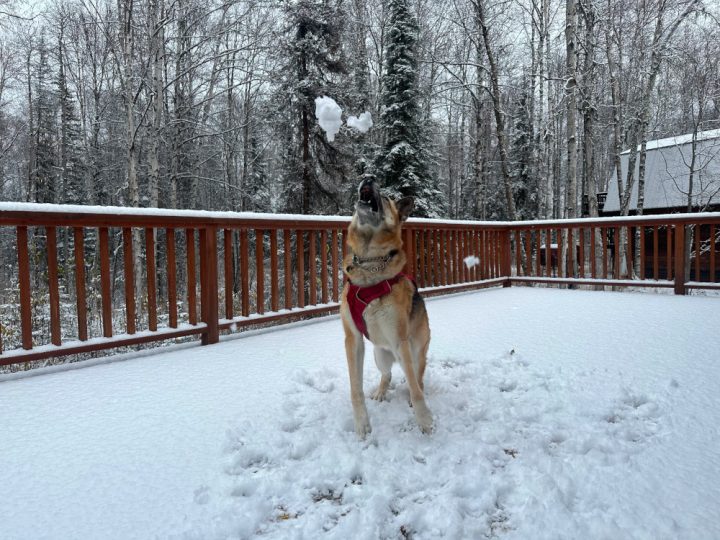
358;182;380;213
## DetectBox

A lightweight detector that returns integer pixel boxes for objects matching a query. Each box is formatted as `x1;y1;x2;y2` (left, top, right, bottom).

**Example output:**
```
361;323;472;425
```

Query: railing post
17;226;33;350
674;223;686;295
502;228;512;287
200;226;220;344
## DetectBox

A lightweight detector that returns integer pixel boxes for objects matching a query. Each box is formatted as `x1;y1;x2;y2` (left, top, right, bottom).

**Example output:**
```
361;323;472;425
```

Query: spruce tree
276;0;348;214
57;18;86;205
376;0;441;217
345;0;376;193
30;34;58;204
244;131;271;212
511;89;535;219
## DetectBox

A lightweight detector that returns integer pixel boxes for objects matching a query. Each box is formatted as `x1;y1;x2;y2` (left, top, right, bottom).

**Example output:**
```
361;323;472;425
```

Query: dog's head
345;179;412;283
354;178;414;230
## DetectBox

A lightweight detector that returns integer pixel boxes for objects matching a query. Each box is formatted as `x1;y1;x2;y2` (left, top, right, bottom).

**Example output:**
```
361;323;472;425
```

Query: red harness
346;273;413;339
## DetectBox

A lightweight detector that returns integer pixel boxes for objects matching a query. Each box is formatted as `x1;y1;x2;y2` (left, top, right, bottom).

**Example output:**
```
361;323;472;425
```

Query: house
601;129;720;280
603;128;720;215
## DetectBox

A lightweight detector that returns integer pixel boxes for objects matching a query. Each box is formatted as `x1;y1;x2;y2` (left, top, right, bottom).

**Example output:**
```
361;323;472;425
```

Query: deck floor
1;287;719;539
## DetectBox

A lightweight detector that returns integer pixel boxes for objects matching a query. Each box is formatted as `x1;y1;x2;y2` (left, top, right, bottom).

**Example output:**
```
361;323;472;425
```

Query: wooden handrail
0;203;718;367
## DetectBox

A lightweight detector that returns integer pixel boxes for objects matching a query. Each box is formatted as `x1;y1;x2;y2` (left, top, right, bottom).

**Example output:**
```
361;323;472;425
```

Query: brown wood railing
509;214;720;294
0;204;718;367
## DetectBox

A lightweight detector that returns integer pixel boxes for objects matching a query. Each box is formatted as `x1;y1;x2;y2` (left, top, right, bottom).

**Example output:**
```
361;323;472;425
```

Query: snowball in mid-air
315;96;343;142
464;255;480;269
347;111;373;133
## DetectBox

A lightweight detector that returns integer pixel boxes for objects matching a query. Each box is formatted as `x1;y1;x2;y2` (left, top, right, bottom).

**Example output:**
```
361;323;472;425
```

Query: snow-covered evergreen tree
30;34;58;204
275;0;349;215
376;0;442;218
57;19;86;205
244;131;271;212
343;0;376;197
511;88;536;220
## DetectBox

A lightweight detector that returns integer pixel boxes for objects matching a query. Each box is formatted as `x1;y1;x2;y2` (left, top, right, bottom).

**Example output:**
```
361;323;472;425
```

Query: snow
0;201;351;224
0;323;205;359
463;255;480;269
315;96;343;142
1;288;720;539
512;276;674;287
492;211;720;228
620;128;720;154
312;97;372;142
346;111;373;133
1;201;718;231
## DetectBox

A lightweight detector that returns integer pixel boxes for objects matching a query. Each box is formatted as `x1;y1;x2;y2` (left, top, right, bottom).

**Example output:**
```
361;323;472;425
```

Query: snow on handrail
1;201;719;228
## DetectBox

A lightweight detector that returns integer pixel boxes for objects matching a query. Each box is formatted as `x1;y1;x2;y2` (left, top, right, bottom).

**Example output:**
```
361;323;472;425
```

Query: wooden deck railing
0;204;718;367
508;213;720;294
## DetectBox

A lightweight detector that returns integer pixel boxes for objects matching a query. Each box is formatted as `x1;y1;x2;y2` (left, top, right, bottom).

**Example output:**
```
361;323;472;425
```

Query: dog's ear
396;197;414;221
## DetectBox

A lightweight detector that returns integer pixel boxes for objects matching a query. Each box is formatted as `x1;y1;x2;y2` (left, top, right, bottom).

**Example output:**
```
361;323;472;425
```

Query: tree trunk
148;0;164;210
563;0;578;278
25;48;35;202
474;0;516;221
578;0;600;279
301;107;311;215
118;0;142;314
535;0;548;218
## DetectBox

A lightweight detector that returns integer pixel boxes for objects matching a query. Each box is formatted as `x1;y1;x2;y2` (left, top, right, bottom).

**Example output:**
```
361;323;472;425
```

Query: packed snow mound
192;352;680;538
346;111;373;133
315;96;343;142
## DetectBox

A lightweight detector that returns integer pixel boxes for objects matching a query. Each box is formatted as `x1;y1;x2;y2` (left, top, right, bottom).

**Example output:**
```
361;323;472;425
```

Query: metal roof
604;130;720;212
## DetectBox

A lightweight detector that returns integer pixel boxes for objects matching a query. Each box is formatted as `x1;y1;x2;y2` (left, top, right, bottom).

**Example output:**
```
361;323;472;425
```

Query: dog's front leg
344;328;371;438
397;339;433;434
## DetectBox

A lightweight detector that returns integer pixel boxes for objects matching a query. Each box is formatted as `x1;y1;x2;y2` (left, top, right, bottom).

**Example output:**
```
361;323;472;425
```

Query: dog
340;178;433;437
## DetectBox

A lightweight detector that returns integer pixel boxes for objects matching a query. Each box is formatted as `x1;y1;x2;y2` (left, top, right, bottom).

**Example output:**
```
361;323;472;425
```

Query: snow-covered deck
1;288;719;539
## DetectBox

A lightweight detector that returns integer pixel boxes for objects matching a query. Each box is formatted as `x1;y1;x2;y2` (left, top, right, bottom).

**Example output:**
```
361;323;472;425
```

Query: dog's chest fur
357;278;419;347
362;297;401;348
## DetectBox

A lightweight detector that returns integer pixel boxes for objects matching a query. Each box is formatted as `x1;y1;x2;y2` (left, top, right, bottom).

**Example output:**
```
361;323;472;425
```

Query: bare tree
473;0;516;220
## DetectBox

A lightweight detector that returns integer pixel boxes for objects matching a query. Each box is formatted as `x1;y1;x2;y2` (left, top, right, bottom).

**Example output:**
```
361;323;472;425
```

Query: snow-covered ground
1;288;719;539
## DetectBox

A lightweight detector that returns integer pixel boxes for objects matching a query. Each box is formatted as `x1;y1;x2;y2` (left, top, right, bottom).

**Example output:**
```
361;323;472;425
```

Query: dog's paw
414;404;434;435
370;387;389;401
418;417;434;435
355;419;372;439
353;408;372;439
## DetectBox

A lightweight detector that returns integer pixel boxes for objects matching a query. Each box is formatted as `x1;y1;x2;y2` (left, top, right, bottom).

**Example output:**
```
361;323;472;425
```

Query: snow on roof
604;130;720;212
620;128;720;154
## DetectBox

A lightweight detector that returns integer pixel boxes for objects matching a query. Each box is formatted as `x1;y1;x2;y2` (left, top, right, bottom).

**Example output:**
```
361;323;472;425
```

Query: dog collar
351;249;399;273
346;273;413;339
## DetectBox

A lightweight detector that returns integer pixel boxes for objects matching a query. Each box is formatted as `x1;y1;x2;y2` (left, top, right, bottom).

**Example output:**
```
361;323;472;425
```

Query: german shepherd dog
340;179;433;437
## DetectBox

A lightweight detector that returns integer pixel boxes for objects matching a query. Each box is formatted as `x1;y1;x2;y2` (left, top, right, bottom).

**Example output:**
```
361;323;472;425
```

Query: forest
1;0;718;219
0;0;718;357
